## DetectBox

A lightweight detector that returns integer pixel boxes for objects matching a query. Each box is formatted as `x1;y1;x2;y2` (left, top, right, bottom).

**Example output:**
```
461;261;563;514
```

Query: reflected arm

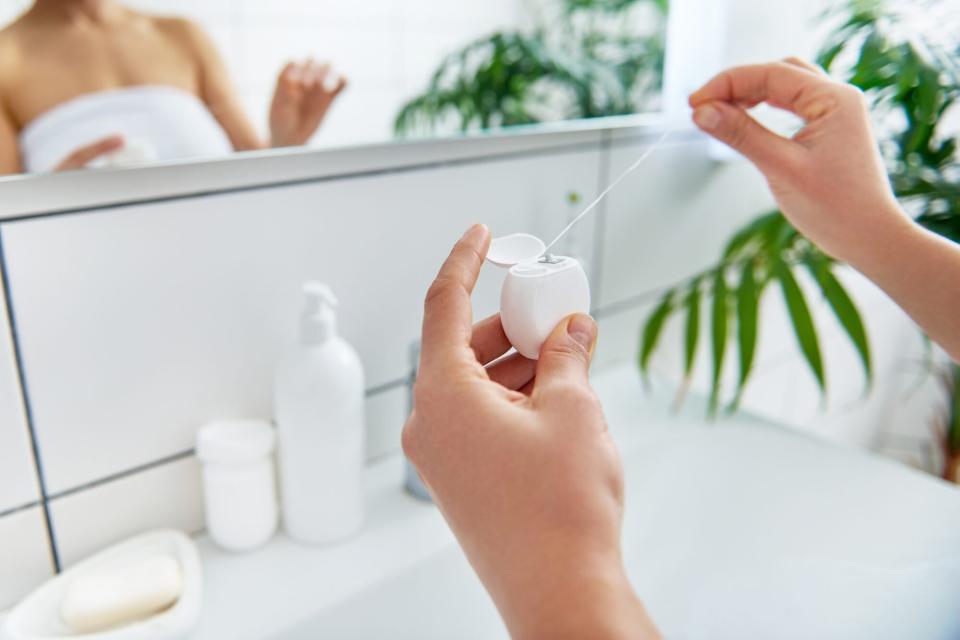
0;97;23;174
172;19;265;152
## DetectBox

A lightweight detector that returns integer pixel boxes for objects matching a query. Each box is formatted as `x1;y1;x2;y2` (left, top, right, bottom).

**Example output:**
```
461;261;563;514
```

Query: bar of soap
60;554;182;633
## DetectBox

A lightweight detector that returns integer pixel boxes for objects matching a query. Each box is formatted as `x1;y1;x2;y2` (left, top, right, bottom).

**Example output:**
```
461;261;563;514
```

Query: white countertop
7;363;960;639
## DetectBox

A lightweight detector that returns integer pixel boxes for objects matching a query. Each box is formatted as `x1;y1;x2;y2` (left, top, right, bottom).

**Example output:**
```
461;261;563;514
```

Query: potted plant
394;0;668;135
639;0;960;465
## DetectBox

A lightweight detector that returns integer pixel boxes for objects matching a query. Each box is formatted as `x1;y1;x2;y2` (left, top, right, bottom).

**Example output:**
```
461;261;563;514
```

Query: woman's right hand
689;58;911;264
54;134;124;171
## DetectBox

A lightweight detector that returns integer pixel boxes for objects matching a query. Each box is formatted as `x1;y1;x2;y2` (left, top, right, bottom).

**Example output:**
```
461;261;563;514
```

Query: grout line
0;228;62;572
46;449;196;502
0;129;697;226
365;376;409;397
0;500;42;519
15;379;413;508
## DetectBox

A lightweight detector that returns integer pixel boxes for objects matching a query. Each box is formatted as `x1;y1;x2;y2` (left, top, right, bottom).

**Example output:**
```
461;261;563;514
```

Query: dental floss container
274;283;365;544
487;234;591;359
196;420;278;552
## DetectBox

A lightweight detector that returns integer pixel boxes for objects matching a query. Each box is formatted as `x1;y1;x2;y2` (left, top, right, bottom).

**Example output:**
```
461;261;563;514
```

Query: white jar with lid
196;420;278;552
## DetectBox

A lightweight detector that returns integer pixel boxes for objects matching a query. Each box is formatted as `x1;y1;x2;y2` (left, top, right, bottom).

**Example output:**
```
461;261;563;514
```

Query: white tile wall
0;261;41;513
49;456;204;568
1;145;603;496
0;508;53;610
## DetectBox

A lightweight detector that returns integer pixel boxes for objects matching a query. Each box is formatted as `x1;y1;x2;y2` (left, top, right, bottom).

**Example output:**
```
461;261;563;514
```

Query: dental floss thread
542;129;672;256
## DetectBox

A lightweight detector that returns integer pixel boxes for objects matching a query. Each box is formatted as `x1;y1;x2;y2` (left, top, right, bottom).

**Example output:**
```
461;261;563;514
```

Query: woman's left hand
269;59;347;147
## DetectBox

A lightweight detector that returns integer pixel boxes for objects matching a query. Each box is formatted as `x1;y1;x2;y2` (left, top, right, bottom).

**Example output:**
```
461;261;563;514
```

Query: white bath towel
19;85;234;172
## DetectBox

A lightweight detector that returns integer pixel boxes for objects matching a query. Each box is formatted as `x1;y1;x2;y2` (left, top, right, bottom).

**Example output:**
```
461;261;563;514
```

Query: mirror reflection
0;0;668;175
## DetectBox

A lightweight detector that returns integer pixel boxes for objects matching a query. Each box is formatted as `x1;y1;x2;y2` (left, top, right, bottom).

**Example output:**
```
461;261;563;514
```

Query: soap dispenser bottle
275;282;365;544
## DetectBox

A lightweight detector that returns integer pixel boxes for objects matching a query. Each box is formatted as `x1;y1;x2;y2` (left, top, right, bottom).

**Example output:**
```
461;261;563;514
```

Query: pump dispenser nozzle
301;282;338;345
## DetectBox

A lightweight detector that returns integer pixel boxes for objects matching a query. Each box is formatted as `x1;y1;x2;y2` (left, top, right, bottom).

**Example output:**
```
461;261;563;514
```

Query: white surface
485;233;545;268
197;421;278;553
4;530;201;640
185;364;960;639
18;86;231;173
50;458;204;569
500;256;590;359
45;389;408;569
0;272;39;513
195;421;275;465
275;327;365;544
0;509;52;612
2;144;603;493
60;555;181;634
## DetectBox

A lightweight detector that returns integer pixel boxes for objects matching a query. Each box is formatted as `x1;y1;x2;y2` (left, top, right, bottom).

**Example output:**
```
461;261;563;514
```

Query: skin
403;224;660;640
0;0;347;173
406;58;960;636
689;58;960;362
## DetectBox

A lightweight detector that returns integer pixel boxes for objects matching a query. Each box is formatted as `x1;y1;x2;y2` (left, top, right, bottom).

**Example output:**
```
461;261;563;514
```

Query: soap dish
3;530;202;640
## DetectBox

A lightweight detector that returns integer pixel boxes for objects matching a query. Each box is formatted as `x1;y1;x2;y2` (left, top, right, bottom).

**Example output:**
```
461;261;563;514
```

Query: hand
54;135;124;171
269;59;347;147
403;224;660;639
689;58;911;264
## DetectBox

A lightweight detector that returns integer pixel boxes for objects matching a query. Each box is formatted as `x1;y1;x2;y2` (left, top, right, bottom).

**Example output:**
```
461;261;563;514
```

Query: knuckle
424;277;458;308
843;84;868;106
727;110;751;149
544;338;590;363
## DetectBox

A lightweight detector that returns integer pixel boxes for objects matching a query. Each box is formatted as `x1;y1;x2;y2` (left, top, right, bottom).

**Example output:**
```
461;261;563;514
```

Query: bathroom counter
6;363;959;639
192;363;960;640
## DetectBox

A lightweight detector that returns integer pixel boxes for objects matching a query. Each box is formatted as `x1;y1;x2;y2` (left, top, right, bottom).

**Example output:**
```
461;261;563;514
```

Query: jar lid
196;420;275;465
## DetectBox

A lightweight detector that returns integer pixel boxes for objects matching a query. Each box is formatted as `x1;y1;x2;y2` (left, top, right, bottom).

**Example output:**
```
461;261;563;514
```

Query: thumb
692;101;799;174
535;314;597;393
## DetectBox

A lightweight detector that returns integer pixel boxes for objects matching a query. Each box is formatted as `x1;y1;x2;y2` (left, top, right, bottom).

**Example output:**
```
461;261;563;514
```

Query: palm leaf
682;279;701;380
730;261;759;411
804;255;872;389
709;268;730;416
639;291;675;379
776;261;826;393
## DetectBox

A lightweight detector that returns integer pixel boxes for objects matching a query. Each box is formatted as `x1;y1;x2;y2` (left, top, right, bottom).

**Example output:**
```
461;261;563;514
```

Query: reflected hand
689;58;909;263
269;59;347;148
54;135;124;171
402;224;659;639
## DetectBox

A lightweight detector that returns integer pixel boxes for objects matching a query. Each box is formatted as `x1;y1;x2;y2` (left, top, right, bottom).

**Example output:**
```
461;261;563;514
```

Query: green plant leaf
682;279;701;380
776;261;826;393
730;261;759;411
639;291;675;378
804;255;872;389
721;210;783;260
709;268;729;416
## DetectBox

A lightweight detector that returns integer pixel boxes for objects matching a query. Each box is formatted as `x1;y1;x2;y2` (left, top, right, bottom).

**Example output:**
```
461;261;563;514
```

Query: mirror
0;0;668;175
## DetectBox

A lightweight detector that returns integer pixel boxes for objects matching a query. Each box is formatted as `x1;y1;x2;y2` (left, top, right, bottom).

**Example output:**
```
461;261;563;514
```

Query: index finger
689;62;838;121
419;224;491;373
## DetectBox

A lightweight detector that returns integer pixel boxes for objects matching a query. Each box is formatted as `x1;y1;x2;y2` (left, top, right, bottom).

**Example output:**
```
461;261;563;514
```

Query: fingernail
693;104;722;131
462;223;487;241
567;314;596;350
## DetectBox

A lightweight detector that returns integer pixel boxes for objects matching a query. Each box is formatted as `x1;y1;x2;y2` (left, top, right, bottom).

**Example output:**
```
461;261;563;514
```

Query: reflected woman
0;0;347;173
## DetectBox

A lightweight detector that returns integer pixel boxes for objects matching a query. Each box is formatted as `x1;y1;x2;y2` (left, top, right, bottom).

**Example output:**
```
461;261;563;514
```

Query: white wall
0;0;524;148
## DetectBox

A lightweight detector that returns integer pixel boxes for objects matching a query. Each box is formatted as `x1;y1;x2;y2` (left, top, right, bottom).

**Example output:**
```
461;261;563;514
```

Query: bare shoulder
149;14;213;55
0;15;28;85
